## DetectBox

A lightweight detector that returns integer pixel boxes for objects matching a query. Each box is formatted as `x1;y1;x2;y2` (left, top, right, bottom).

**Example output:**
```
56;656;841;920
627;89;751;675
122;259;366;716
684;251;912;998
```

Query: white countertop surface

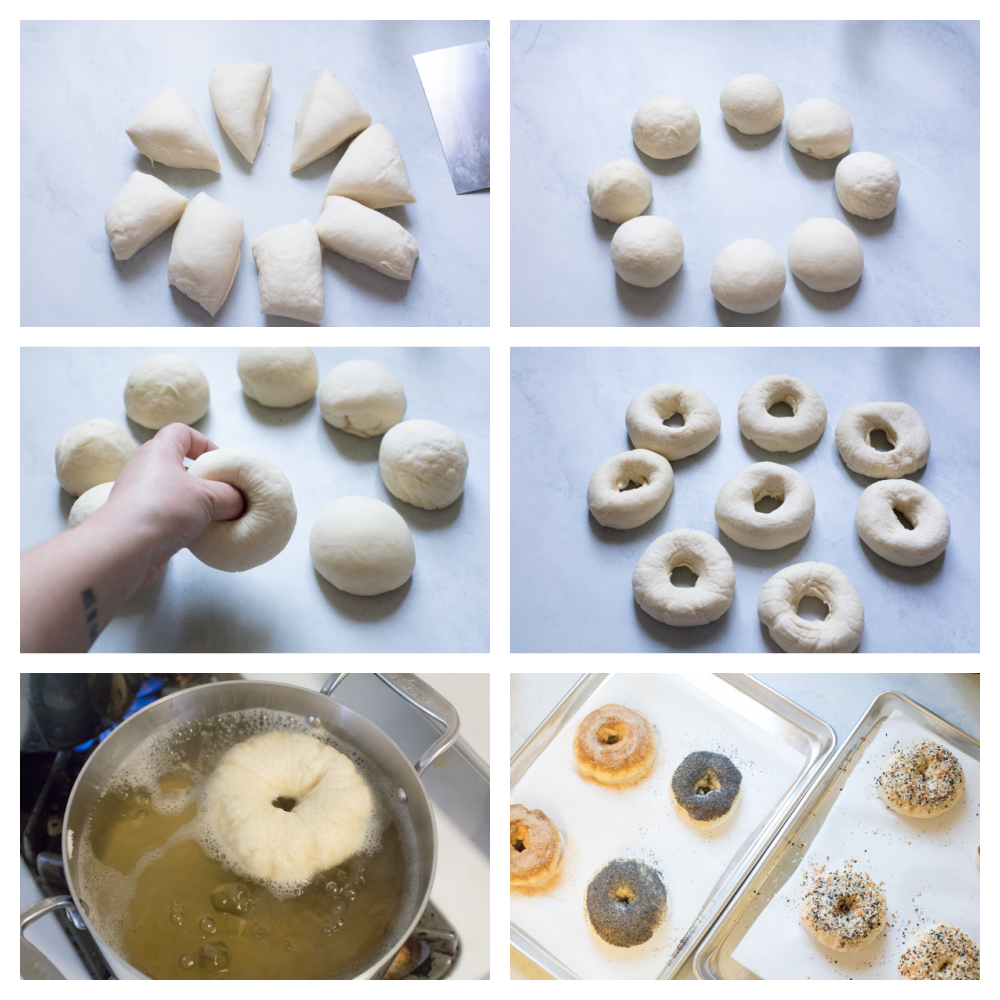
20;346;489;652
511;20;979;327
511;346;979;654
21;20;489;327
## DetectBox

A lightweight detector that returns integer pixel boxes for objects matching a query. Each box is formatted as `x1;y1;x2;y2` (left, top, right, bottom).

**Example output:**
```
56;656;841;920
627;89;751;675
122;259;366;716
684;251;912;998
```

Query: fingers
151;423;221;463
202;479;245;522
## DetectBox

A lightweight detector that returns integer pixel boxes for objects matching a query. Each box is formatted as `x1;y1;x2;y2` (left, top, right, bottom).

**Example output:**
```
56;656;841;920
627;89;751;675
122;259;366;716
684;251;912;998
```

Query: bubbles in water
330;899;348;917
169;900;184;926
343;886;358;901
198;940;230;972
255;926;266;940
324;882;341;896
211;882;252;916
179;954;195;970
199;916;217;934
224;915;246;936
136;793;150;806
332;868;349;884
284;941;291;951
116;788;130;801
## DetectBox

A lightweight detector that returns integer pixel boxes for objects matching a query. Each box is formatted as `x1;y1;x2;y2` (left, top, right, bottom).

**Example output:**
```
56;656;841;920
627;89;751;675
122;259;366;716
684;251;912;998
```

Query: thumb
203;481;245;522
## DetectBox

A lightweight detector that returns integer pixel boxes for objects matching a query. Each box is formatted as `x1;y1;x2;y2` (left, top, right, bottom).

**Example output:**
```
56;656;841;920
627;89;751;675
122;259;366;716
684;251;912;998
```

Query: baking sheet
732;710;979;979
510;674;804;979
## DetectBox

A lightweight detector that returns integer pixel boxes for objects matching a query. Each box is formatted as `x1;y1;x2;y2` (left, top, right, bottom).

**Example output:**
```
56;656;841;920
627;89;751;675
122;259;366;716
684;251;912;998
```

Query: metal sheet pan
509;673;835;979
693;690;980;979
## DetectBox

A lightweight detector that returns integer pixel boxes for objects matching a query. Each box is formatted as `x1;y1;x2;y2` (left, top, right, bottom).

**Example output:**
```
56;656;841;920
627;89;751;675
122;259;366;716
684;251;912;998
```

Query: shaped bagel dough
210;62;272;165
631;97;701;159
719;74;784;134
310;495;415;596
324;125;416;209
168;192;243;317
124;354;210;429
835;152;900;220
237;347;319;408
104;172;188;261
626;383;721;460
786;98;853;160
291;69;371;172
55;418;137;497
587;160;652;224
187;447;297;572
125;88;220;171
319;359;406;437
710;239;786;314
68;481;115;528
316;196;419;280
587;449;674;529
788;218;864;293
252;219;325;325
835;402;930;478
380;419;468;509
610;216;684;287
737;374;827;453
714;462;815;549
855;480;950;567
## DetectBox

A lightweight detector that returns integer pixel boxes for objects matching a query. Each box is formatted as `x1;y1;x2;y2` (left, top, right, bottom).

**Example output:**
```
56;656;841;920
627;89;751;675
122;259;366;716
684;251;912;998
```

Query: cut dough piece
710;238;786;314
720;74;784;135
835;152;900;220
251;219;324;324
610;216;684;287
788;218;863;293
324;125;416;209
786;98;853;160
290;69;371;172
55;418;137;497
631;97;700;159
587;160;652;224
104;172;188;261
209;62;272;165
316;196;419;280
380;419;468;509
237;347;319;408
68;481;114;528
124;354;210;429
168;192;243;317
125;88;220;171
319;359;407;437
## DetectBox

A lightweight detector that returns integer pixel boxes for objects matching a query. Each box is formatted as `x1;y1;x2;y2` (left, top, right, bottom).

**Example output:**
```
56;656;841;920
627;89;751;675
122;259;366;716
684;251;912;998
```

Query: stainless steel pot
20;673;459;980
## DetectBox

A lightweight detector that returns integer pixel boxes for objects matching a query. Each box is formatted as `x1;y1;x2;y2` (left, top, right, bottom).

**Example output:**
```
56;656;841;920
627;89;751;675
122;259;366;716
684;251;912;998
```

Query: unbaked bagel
585;858;668;948
758;562;864;653
510;804;562;887
632;529;736;627
835;402;931;479
573;704;657;784
669;751;742;829
587;449;674;529
205;731;373;882
625;383;721;460
187;447;297;572
855;480;950;566
876;740;964;817
799;869;886;951
714;462;815;549
898;923;979;979
737;374;827;453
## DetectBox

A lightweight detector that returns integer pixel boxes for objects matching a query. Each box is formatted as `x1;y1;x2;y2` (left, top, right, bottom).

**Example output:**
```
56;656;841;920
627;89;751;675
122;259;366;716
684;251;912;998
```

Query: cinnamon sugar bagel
573;704;656;784
510;804;562;887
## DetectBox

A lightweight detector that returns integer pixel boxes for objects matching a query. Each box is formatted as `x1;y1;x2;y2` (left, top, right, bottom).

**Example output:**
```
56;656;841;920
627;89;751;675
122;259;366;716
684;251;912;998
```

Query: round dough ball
379;419;468;509
719;74;784;134
68;481;114;528
310;495;415;596
631;97;701;159
123;354;210;430
710;239;786;314
786;98;853;159
788;218;864;293
55;418;137;497
610;216;684;287
237;347;319;408
835;152;900;220
587;160;652;224
319;359;406;438
187;447;297;572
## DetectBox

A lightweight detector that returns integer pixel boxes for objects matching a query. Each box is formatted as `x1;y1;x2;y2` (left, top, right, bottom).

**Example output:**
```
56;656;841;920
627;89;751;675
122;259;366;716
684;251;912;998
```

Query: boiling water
76;709;419;979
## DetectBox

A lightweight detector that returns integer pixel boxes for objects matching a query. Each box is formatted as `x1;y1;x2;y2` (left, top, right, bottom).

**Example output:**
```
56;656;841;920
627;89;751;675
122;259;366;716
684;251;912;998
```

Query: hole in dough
754;494;784;514
869;428;895;452
767;400;795;418
670;564;699;588
271;796;296;812
619;479;644;492
663;412;685;428
796;596;830;621
893;508;915;530
511;824;529;851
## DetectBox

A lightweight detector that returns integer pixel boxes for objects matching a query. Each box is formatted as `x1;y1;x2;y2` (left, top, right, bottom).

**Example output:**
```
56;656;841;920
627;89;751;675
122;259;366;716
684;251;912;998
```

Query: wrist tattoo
81;588;99;642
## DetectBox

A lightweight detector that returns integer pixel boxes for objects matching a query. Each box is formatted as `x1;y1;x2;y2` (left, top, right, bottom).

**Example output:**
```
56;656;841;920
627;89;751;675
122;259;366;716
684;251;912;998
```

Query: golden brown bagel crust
510;804;562;887
572;704;656;784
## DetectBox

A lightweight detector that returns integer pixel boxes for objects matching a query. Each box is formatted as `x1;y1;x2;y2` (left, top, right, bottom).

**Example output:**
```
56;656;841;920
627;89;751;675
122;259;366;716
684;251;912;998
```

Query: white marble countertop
511;20;979;327
20;346;489;652
511;346;979;654
21;20;488;327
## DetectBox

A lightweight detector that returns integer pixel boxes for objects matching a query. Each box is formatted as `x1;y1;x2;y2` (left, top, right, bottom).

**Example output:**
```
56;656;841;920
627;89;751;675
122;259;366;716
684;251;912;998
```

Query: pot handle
321;673;460;776
20;896;80;980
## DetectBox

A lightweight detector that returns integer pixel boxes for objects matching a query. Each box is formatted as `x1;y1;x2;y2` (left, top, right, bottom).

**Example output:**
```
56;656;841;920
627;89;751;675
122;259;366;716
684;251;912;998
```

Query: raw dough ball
68;481;114;528
324;124;416;209
610;216;684;287
209;62;272;165
290;69;371;172
587;160;652;224
710;239;786;314
55;419;137;497
125;88;220;171
310;495;415;596
788;218;864;293
315;196;419;281
237;347;319;408
123;354;210;429
187;447;297;572
251;219;324;325
631;97;701;159
380;419;468;509
835;152;900;219
786;98;853;159
719;74;784;134
319;359;406;437
104;171;188;261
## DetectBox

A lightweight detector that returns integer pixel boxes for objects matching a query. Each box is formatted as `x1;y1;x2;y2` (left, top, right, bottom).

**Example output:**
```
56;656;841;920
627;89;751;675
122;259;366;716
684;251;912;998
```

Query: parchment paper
510;674;804;979
733;710;979;979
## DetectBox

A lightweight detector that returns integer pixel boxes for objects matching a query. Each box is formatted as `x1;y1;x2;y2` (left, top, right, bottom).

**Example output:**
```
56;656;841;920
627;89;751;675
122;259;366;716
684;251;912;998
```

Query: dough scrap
610;216;684;287
710;238;786;314
319;359;406;437
291;70;371;172
788;218;863;293
835;151;900;220
786;98;853;159
55;418;137;497
587;160;652;224
125;88;220;171
315;195;419;280
719;74;784;134
631;96;700;159
124;354;210;429
324;124;416;209
237;347;319;408
251;219;325;325
68;481;115;527
104;171;188;261
167;192;243;317
379;419;468;509
209;62;272;165
310;495;415;596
